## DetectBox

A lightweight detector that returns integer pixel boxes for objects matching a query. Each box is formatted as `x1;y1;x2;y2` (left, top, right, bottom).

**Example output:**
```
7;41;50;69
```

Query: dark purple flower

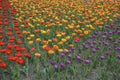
92;49;96;53
117;55;120;59
98;41;102;44
84;60;90;64
103;32;107;35
102;35;106;39
66;60;71;64
94;32;98;35
96;47;101;50
109;31;113;35
61;53;65;57
62;50;66;53
54;64;58;70
71;47;75;51
105;51;110;55
90;44;94;48
118;39;120;43
108;47;112;50
115;47;120;51
82;43;86;46
89;35;95;39
100;56;105;60
103;42;108;46
113;42;118;45
67;54;71;58
85;45;89;49
93;40;96;44
105;25;110;28
76;55;82;61
108;37;112;41
49;60;54;65
87;40;91;44
60;62;65;67
118;31;120;35
88;55;92;58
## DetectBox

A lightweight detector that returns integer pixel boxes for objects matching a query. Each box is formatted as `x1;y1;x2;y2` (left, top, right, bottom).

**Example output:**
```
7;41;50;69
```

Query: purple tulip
84;60;90;64
109;31;113;35
88;55;92;58
85;45;89;49
118;31;120;35
98;41;102;44
87;40;91;44
90;44;94;48
93;40;96;44
82;43;86;46
49;60;54;65
67;54;71;58
103;42;108;46
108;47;112;50
61;53;65;57
96;47;101;50
103;32;107;35
108;37;112;41
92;49;96;53
105;25;110;28
113;42;118;45
71;47;75;51
54;64;58;70
66;60;71;64
60;62;65;67
102;35;106;39
105;51;110;55
115;47;120;51
118;39;120;43
117;55;120;59
76;55;82;61
100;56;105;60
62;50;66;53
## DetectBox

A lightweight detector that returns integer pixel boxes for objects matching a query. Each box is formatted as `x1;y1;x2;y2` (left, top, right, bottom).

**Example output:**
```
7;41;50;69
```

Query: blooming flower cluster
0;0;31;68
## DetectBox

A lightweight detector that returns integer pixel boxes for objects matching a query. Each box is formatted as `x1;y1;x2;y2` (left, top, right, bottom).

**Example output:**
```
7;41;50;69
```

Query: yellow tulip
66;36;70;40
58;41;63;45
30;34;35;38
36;38;41;42
84;31;89;35
56;34;61;37
48;50;54;54
58;49;63;53
61;38;67;42
27;37;31;40
34;53;41;57
28;41;33;45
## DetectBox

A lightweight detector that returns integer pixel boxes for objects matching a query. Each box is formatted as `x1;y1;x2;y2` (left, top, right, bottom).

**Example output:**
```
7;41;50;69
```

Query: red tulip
5;50;12;55
7;28;12;31
17;40;22;44
0;35;3;39
16;58;24;65
21;47;26;51
0;62;7;68
16;52;23;57
0;41;5;46
7;44;13;49
8;56;18;61
7;32;13;36
30;48;35;52
24;52;31;58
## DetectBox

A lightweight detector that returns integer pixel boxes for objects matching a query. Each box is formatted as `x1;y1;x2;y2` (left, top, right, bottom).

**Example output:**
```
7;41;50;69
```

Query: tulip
34;53;41;57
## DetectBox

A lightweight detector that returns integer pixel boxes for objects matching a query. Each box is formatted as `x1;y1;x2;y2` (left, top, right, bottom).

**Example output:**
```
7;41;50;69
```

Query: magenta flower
84;60;90;64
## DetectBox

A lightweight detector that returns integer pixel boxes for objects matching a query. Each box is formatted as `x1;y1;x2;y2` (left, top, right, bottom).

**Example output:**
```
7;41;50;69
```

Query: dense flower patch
0;0;31;68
